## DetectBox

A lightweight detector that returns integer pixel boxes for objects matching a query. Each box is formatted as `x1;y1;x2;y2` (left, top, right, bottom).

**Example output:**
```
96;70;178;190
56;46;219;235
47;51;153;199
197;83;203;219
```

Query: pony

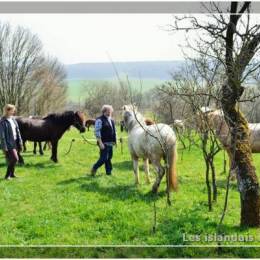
27;116;47;155
200;107;260;172
85;119;96;131
16;111;86;163
122;105;178;193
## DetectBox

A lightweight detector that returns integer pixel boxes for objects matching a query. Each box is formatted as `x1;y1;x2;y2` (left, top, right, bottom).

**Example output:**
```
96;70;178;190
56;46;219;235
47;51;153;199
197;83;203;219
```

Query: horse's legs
143;158;151;184
33;142;37;154
18;150;24;165
39;142;44;155
43;142;47;151
132;155;140;185
23;140;27;152
151;160;165;193
51;140;58;163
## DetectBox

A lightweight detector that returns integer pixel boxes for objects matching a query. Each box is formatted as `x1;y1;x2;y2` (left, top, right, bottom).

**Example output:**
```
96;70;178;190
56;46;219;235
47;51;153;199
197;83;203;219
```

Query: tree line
0;22;67;116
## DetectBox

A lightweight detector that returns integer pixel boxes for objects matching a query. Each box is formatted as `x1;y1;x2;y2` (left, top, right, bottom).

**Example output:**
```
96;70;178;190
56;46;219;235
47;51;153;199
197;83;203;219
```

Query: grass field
0;127;260;257
67;78;163;102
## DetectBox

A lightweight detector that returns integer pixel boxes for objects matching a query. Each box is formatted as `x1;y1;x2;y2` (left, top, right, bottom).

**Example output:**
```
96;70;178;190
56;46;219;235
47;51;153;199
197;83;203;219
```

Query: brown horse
85;119;95;131
16;111;86;163
144;118;155;126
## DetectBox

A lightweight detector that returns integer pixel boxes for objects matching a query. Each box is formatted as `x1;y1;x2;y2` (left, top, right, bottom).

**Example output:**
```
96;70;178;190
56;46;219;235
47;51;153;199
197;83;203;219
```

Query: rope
64;139;75;155
81;135;98;146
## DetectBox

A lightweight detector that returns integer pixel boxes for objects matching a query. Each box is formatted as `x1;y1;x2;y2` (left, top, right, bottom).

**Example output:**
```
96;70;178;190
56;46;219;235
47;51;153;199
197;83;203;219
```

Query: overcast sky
1;13;259;65
0;14;190;64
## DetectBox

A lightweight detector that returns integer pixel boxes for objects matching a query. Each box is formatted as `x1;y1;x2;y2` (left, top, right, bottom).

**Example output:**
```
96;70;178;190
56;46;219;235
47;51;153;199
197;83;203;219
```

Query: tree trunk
222;83;260;227
205;159;212;211
209;159;217;202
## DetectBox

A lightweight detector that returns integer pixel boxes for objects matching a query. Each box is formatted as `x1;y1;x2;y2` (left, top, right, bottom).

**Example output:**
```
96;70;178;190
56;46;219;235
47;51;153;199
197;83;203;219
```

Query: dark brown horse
85;119;95;131
16;111;86;163
22;116;45;155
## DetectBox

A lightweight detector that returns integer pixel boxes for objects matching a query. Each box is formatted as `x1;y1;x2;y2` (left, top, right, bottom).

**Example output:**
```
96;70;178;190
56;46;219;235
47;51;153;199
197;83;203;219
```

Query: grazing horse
122;105;178;193
200;107;260;172
16;111;86;163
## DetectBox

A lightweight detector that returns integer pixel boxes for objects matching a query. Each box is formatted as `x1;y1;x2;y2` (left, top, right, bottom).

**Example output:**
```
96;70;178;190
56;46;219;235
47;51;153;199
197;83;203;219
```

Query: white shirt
7;117;17;140
107;116;113;128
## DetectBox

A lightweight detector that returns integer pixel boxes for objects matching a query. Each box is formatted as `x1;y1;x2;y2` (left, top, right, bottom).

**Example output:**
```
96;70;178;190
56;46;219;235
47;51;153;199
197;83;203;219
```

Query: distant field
66;78;164;102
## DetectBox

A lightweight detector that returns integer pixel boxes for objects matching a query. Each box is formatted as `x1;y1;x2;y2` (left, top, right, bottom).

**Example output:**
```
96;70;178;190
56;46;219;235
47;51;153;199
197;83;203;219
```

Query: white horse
172;119;185;132
122;105;178;193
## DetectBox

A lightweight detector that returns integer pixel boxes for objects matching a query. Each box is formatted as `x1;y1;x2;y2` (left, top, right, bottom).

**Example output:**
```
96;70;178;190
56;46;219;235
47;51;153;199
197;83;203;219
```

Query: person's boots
4;172;11;180
90;168;97;176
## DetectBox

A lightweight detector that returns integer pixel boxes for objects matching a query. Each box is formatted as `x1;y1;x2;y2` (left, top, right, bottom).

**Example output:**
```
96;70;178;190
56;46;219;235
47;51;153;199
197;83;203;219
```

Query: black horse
16;111;86;163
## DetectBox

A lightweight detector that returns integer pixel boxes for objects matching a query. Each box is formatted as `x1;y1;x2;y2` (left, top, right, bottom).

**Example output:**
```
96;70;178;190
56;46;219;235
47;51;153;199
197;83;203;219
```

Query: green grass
0;127;259;257
67;78;163;102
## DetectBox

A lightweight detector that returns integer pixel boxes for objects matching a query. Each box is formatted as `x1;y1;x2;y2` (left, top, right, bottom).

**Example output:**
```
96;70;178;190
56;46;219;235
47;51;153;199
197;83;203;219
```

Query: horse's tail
167;143;178;192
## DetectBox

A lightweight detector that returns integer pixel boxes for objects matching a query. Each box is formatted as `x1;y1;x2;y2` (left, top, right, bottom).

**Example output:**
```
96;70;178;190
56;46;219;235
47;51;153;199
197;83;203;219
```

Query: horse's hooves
40;153;44;156
51;158;58;163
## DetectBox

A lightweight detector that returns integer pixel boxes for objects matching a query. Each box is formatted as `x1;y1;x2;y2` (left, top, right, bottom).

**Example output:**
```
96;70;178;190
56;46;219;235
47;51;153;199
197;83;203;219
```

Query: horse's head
122;110;133;131
73;111;86;133
122;104;138;112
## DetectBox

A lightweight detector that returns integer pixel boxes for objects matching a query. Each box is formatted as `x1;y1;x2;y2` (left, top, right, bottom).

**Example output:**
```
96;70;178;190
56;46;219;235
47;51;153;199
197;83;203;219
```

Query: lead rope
64;139;75;155
81;135;97;146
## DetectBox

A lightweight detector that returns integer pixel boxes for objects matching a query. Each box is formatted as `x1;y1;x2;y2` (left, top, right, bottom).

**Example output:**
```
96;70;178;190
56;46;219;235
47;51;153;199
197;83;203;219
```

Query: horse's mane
43;111;75;124
125;110;146;130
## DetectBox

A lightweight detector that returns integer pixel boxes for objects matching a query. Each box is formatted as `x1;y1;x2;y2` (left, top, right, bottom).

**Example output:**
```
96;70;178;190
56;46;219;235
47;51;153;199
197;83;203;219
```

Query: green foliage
0;127;259;257
67;79;163;102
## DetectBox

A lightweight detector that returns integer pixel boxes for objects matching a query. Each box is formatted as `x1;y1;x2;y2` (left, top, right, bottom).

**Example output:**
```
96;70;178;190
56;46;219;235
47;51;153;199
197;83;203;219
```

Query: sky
0;13;259;65
0;14;189;64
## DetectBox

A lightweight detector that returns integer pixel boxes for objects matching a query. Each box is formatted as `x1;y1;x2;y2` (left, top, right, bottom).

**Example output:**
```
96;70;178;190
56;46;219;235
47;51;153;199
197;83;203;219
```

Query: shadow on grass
155;202;243;248
21;161;59;169
113;160;132;171
57;175;102;185
216;179;237;190
80;181;165;203
57;174;165;203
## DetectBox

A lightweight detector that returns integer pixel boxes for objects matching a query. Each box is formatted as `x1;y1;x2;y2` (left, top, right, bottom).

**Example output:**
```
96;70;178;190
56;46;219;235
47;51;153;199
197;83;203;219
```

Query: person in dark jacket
91;105;116;176
0;104;23;180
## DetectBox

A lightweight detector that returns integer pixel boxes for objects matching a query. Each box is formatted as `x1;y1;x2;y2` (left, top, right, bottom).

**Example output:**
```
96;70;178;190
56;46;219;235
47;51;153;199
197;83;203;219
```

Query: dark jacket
96;115;116;143
0;117;23;151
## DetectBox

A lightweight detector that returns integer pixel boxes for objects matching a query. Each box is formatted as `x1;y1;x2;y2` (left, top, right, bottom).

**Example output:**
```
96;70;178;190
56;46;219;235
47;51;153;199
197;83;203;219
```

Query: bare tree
83;80;142;120
171;2;260;226
30;57;68;116
0;22;43;113
157;59;222;210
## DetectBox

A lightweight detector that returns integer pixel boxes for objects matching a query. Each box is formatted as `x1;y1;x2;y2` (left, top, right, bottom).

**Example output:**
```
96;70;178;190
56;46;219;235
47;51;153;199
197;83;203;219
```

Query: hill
65;60;184;81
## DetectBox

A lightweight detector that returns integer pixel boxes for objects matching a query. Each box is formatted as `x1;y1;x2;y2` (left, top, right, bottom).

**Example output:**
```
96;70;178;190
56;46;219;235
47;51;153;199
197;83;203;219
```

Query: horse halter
73;112;86;133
